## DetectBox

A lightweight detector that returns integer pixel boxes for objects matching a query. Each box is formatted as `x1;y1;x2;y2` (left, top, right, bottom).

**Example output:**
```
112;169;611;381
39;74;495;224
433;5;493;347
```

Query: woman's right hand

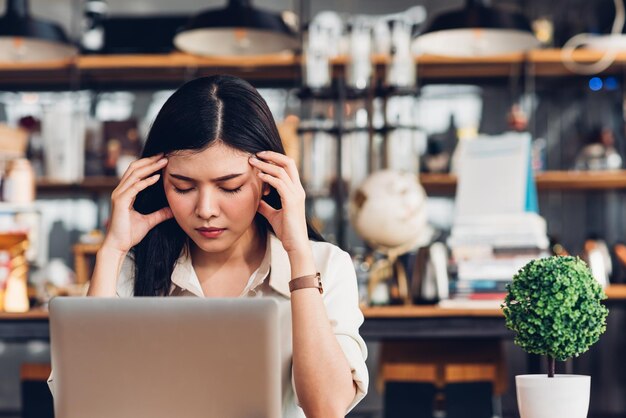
102;153;174;255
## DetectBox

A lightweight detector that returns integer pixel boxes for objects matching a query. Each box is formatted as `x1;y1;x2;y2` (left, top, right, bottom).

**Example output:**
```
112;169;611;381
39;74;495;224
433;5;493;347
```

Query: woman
84;75;368;417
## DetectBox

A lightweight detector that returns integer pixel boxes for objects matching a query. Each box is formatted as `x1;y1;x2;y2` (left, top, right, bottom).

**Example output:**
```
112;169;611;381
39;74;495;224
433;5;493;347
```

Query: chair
21;363;54;418
378;339;507;418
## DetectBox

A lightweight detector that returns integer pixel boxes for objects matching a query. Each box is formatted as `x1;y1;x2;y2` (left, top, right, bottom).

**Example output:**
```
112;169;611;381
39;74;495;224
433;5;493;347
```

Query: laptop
49;297;284;418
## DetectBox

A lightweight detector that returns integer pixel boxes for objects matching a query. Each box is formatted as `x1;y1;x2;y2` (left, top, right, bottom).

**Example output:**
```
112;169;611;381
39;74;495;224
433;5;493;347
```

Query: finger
257;199;278;221
116;157;168;197
249;157;295;191
257;171;290;200
119;153;164;180
255;151;301;183
119;153;165;184
116;173;162;207
143;206;174;228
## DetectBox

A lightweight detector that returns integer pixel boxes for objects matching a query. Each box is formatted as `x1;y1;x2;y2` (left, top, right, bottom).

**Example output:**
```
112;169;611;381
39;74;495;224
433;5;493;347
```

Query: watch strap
289;272;323;294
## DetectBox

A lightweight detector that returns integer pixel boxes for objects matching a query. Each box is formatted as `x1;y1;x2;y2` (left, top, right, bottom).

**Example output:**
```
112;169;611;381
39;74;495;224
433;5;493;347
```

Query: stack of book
439;134;549;308
441;213;549;308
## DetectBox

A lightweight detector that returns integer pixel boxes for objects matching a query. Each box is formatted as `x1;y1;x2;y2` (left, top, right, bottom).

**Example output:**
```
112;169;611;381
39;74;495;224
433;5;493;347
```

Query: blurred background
1;0;626;417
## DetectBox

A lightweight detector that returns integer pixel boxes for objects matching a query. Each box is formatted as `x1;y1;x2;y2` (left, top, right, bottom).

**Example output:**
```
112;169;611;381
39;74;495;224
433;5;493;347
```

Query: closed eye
173;186;243;195
174;186;193;194
221;186;242;194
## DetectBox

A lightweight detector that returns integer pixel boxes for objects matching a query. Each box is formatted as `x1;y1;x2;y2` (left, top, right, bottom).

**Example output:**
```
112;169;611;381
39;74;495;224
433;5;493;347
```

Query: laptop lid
49;297;282;418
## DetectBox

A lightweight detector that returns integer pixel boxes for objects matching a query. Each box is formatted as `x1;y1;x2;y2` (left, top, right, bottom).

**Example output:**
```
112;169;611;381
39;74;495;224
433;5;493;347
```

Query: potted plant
502;255;609;418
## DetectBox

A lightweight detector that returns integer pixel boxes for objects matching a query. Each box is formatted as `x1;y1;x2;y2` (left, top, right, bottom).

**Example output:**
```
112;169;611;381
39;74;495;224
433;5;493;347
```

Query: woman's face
163;142;267;253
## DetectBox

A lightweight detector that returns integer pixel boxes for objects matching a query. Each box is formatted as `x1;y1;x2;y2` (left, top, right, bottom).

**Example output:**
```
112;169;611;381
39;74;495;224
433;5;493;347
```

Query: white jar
3;158;35;204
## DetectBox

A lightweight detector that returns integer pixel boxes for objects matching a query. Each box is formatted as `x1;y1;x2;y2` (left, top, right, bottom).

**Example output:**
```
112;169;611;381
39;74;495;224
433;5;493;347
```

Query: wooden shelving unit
534;170;626;190
31;171;626;195
419;170;626;195
361;284;626;318
30;170;626;196
2;48;626;89
0;53;302;89
3;284;624;319
36;176;119;193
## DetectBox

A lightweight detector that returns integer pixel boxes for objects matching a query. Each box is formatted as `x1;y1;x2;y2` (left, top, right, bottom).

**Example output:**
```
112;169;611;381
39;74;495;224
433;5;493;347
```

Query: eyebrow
169;173;245;182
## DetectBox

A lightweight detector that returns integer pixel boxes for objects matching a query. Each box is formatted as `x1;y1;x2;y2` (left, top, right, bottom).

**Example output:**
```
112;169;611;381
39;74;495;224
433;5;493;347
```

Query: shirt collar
170;247;203;297
170;232;293;299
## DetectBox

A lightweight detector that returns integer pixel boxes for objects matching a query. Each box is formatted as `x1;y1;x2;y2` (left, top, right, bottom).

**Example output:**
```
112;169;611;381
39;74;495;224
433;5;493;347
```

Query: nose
195;188;220;220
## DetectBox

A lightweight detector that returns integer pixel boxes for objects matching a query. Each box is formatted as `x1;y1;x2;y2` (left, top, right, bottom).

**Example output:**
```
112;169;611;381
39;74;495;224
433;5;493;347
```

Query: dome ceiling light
174;0;299;56
0;0;77;62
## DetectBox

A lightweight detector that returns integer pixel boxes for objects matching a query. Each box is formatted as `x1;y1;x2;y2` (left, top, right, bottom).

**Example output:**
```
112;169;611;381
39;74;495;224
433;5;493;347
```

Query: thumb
145;206;174;228
257;199;277;221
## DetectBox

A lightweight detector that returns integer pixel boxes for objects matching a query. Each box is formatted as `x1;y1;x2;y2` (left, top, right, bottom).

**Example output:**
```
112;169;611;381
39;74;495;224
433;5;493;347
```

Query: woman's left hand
249;151;309;255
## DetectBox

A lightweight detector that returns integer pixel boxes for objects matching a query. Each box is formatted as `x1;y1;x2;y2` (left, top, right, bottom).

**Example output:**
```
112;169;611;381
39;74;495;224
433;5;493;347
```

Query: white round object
516;375;590;418
174;29;297;56
412;29;539;57
349;170;431;248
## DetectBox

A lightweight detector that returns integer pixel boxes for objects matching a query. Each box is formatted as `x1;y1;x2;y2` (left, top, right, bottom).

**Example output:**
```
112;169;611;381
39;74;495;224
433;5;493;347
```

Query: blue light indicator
604;76;618;90
589;77;603;91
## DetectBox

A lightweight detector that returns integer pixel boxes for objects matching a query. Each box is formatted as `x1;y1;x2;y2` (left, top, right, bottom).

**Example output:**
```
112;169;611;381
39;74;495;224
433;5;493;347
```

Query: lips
196;227;226;239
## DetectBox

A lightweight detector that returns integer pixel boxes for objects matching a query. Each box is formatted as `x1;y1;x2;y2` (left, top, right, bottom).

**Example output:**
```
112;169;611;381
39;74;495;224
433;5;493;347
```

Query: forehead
166;142;250;174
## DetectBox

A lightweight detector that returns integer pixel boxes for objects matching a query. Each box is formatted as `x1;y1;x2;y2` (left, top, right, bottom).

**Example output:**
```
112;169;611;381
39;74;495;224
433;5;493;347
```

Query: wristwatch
289;272;323;294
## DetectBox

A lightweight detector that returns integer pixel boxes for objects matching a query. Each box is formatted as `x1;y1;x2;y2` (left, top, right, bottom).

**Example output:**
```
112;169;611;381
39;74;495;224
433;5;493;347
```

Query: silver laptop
49;297;283;418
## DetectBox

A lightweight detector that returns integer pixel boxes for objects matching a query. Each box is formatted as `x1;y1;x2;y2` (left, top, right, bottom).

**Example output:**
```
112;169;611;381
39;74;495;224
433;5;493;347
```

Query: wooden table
360;284;626;340
1;284;624;343
360;305;509;340
0;304;511;342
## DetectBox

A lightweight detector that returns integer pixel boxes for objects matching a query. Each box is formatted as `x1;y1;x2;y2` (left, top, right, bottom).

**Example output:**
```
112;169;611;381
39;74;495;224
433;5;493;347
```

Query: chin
192;230;246;253
189;237;227;252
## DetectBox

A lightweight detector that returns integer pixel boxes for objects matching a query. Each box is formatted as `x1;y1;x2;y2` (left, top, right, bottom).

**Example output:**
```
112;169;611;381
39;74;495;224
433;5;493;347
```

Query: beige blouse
49;233;369;417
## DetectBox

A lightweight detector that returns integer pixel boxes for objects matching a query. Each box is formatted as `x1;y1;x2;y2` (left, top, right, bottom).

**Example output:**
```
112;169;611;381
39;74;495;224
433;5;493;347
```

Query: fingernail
257;151;267;156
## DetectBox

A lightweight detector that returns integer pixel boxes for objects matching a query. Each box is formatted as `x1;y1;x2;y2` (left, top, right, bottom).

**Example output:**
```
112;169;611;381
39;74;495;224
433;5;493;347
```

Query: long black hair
132;75;324;296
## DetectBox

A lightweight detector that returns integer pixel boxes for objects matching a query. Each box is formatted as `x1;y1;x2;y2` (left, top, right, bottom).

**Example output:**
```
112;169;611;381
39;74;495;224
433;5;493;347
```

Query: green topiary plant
502;255;609;378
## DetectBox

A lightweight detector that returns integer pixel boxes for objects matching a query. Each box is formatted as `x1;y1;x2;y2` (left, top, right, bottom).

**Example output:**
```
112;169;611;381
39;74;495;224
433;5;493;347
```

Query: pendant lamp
174;0;299;56
413;0;539;57
0;0;77;62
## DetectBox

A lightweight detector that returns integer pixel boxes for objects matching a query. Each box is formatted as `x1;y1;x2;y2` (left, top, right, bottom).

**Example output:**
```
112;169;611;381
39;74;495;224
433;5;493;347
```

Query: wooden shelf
0;309;48;320
7;285;624;320
605;284;626;299
420;170;626;195
527;49;626;76
535;170;626;190
362;284;626;319
2;49;626;88
419;173;458;195
0;53;302;89
36;177;119;193
31;171;626;196
362;305;504;318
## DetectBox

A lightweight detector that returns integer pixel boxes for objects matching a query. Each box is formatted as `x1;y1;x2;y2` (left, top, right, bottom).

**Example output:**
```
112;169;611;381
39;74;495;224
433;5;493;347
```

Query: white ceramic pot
516;374;591;418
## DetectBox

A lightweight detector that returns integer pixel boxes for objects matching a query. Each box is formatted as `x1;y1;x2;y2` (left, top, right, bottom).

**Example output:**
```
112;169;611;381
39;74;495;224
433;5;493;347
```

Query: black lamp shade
174;0;298;56
0;0;77;62
414;0;539;57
